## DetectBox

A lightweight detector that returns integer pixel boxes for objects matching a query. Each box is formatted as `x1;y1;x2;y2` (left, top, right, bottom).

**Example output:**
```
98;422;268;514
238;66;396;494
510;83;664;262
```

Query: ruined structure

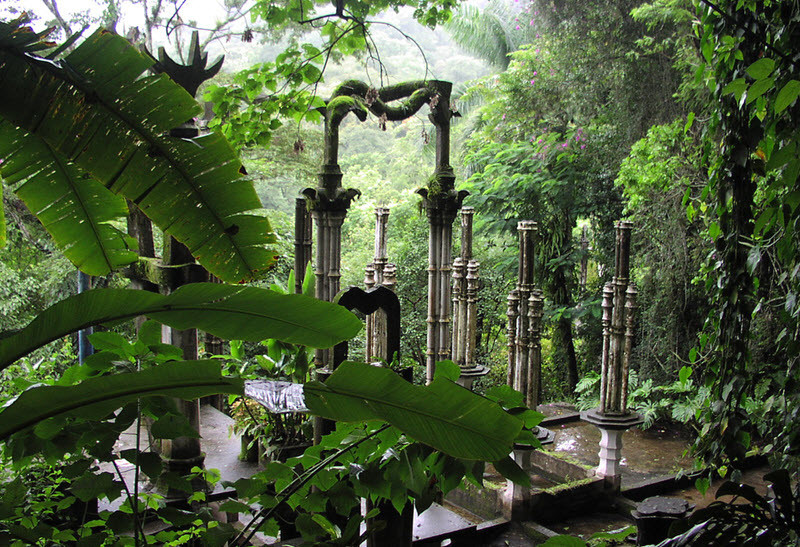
301;79;464;385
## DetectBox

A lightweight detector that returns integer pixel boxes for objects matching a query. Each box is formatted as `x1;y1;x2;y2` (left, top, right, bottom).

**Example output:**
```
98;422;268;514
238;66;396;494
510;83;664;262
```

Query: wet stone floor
546;413;695;488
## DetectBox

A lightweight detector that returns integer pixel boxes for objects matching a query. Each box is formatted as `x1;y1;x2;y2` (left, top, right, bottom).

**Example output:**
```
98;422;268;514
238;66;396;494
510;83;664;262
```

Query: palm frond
445;4;512;69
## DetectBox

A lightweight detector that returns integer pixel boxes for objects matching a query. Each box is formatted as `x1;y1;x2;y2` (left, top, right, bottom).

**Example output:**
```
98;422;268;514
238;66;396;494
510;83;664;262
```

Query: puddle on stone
548;421;694;485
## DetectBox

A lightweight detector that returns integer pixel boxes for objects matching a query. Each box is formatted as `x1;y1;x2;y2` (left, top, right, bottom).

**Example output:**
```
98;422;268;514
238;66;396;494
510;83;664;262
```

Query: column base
581;409;643;490
503;446;533;520
456;365;489;389
160;452;207;500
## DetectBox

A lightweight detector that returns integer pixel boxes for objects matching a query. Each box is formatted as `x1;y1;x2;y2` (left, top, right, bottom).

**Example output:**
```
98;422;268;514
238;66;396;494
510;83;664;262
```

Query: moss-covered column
416;81;468;383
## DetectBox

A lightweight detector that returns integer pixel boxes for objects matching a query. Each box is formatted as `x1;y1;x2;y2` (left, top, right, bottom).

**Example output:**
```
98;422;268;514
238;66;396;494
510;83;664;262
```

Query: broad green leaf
745;58;774;80
721;78;747;102
119;449;162;479
493;455;530;487
0;22;276;283
745;77;774;105
695;476;710;495
434;360;460;381
0;121;137;275
766;140;796;171
775;80;800;113
70;472;123;502
0;283;362;369
0;361;242;440
304;361;521;461
786;190;800;213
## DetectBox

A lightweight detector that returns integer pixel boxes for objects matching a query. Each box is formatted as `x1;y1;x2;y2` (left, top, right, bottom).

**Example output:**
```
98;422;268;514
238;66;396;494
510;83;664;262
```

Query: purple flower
516;25;521;30
533;71;538;76
530;79;536;85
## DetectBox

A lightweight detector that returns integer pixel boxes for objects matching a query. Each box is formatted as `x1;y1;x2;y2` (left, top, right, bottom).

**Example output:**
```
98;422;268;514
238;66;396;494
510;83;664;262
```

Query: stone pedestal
503;447;533;520
581;408;643;489
455;365;489;389
502;430;554;519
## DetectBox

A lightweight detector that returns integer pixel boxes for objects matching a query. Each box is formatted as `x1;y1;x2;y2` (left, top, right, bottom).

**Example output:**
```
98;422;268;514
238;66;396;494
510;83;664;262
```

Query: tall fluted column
368;207;390;362
451;256;466;366
364;264;376;360
464;260;481;371
510;221;537;397
506;290;520;387
527;289;544;408
417;81;468;383
582;220;642;490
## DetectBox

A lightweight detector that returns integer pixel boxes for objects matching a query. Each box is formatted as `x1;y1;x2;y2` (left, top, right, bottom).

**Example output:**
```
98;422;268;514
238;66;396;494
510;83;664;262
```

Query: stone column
294;197;313;294
422;200;460;381
146;31;223;492
509;221;536;397
581;220;642;490
450;207;488;386
364;264;376;361
417;81;468;383
368;207;390;362
506;290;520;387
527;289;544;408
461;260;486;382
308;89;364;444
383;264;397;292
451;256;466;367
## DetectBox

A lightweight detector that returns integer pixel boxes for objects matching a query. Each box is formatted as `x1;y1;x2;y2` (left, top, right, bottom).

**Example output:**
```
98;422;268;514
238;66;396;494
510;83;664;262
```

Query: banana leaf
0;360;242;440
304;361;522;461
0;120;137;274
1;361;521;464
0;19;275;282
0;283;363;370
